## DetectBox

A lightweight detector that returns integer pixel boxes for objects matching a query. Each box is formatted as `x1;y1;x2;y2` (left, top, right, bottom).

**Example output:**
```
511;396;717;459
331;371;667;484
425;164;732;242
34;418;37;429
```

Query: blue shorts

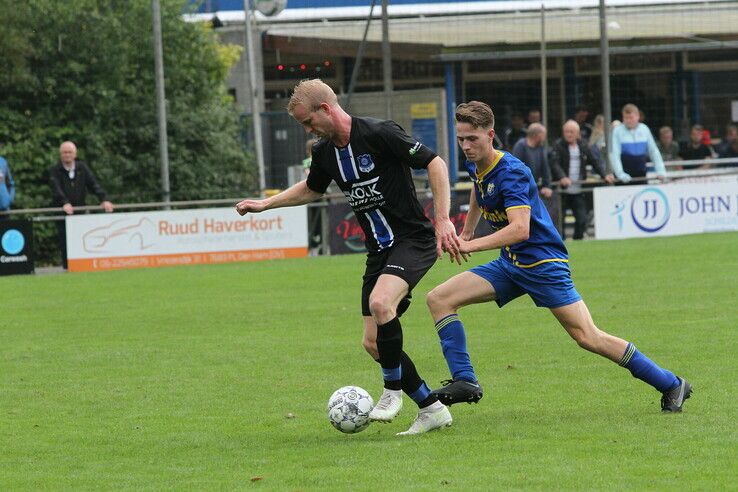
470;258;581;309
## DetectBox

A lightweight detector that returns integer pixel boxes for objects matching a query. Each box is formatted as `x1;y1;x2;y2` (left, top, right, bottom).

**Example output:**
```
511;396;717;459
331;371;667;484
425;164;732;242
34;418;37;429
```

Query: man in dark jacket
48;141;114;268
550;120;614;240
503;113;527;150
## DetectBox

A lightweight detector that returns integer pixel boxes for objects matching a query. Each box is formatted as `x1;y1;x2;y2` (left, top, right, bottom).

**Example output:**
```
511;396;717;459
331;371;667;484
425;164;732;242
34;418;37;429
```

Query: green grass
2;232;737;490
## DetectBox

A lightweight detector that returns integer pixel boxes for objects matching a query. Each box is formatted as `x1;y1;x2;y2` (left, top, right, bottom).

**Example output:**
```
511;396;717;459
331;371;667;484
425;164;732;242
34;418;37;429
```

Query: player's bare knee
426;287;451;317
575;336;597;352
568;325;599;352
368;296;395;323
425;288;442;315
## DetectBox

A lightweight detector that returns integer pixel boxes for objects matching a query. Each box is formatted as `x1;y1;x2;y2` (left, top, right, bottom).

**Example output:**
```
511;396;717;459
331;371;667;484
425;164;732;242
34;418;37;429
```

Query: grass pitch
2;232;737;490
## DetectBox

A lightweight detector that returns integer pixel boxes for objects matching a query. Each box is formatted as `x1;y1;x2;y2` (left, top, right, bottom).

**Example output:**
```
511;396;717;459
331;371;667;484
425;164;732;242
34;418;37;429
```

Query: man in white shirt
549;121;614;240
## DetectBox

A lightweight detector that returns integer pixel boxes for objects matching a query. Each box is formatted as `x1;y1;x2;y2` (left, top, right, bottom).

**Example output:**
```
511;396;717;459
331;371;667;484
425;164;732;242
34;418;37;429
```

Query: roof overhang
193;1;738;60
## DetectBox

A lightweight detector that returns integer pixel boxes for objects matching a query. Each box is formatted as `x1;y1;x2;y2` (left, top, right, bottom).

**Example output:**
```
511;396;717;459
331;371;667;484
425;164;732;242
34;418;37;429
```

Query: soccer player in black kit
236;79;464;435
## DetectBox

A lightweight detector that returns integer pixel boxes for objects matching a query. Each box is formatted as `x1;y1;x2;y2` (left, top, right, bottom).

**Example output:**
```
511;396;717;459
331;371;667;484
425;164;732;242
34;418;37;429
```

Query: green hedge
0;0;257;265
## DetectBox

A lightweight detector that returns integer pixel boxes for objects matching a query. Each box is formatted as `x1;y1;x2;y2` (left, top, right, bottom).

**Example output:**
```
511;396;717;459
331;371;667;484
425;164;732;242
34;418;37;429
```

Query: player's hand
457;238;475;255
101;201;114;213
236;199;267;216
603;174;615;184
62;203;74;215
435;217;467;265
540;186;553;198
559;177;572;188
616;172;632;183
445;246;471;265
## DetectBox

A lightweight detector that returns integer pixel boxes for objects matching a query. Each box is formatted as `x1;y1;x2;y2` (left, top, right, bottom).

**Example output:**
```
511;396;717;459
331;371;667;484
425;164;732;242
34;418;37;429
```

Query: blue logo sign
357;154;375;173
1;229;25;255
629;187;670;233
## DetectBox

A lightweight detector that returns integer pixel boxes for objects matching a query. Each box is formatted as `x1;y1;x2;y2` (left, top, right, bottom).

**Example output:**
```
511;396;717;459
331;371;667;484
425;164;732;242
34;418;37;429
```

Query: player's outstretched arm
427;157;465;264
236;180;322;216
459;207;530;254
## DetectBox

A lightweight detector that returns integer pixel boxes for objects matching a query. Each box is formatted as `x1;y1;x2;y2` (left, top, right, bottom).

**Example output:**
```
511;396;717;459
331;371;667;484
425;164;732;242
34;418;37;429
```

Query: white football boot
369;389;403;422
396;401;453;436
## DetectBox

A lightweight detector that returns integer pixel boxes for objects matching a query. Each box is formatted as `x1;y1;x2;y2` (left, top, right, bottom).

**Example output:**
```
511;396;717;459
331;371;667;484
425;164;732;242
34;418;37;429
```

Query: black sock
400;351;438;408
396;295;411;318
376;317;403;390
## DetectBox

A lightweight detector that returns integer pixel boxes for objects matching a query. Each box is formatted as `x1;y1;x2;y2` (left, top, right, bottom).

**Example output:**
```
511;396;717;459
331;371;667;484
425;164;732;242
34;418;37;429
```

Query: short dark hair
455;101;495;129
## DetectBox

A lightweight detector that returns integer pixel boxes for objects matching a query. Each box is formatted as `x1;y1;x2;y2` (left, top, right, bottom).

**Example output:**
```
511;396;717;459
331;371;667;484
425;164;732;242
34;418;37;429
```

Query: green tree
0;0;256;263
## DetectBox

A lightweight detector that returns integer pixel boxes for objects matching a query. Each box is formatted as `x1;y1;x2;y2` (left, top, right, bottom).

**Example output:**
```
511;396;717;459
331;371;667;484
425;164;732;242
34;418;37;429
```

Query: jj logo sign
629;187;670;233
595;182;738;240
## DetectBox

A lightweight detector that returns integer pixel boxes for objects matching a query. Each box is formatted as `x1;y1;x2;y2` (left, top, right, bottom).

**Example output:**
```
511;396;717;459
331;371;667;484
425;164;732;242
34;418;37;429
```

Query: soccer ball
327;386;374;434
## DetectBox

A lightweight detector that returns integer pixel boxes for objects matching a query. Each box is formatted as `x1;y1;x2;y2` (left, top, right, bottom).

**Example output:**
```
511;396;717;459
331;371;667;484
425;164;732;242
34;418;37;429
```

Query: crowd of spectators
499;104;738;170
497;103;737;239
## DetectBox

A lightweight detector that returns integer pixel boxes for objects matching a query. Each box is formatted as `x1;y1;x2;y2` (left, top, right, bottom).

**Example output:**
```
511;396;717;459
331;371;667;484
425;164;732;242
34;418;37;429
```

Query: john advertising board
65;207;308;272
594;182;738;239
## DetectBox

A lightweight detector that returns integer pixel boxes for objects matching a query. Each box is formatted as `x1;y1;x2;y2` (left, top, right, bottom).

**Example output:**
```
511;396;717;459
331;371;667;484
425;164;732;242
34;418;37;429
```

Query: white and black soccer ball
327;386;374;434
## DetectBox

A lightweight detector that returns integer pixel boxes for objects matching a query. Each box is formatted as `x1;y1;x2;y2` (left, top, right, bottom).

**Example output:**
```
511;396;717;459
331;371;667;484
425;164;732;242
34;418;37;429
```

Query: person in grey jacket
512;123;552;198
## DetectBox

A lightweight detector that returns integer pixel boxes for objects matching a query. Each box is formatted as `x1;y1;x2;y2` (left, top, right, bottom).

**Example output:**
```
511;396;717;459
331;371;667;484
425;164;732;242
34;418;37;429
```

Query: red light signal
273;61;333;76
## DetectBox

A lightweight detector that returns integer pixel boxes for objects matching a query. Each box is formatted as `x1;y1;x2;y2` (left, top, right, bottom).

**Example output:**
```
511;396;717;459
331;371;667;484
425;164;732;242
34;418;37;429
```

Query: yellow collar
475;151;504;181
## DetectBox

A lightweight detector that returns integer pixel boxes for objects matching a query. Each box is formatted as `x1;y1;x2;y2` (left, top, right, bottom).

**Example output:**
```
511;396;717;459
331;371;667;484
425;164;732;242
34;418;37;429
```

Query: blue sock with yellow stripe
435;314;477;383
619;343;679;392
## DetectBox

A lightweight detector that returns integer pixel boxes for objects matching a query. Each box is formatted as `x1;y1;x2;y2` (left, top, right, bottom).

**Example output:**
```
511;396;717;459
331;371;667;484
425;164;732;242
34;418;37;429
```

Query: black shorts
361;237;437;316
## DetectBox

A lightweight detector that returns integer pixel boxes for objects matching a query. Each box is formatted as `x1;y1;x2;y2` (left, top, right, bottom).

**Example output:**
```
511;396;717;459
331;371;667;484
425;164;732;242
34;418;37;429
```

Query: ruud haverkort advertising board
65;207;308;272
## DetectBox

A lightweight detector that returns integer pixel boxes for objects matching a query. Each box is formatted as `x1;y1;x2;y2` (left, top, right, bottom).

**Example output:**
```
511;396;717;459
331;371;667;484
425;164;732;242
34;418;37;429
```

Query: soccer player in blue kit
427;101;692;413
237;79;465;434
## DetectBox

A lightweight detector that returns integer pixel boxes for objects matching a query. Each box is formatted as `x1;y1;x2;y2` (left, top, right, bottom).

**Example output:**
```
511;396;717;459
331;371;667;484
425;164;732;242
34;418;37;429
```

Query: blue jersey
465;151;569;268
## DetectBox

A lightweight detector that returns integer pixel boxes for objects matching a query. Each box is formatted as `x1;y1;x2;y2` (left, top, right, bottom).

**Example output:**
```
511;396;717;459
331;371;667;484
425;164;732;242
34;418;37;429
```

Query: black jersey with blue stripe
307;116;436;253
466;151;569;267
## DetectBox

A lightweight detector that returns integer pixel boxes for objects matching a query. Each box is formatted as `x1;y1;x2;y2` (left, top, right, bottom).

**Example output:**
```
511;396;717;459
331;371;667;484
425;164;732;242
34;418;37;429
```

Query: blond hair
622;103;639;116
589;114;605;148
455;101;495;129
287;79;338;115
